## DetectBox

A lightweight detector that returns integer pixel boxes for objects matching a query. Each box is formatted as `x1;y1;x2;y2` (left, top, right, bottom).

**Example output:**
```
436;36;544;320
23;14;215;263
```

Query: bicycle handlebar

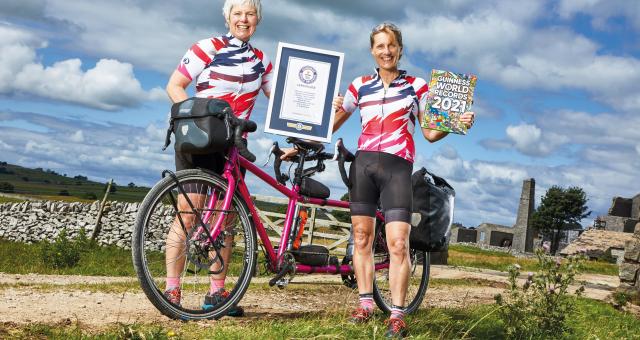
219;106;258;163
270;141;290;185
334;138;355;188
269;137;354;187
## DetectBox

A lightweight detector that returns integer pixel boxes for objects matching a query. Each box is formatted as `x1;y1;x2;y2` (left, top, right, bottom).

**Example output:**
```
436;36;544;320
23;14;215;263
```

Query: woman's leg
352;215;376;295
165;193;205;284
385;221;411;307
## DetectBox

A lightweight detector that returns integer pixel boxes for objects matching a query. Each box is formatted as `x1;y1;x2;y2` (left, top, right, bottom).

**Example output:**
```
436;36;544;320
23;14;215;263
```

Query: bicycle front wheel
372;221;430;314
132;169;257;320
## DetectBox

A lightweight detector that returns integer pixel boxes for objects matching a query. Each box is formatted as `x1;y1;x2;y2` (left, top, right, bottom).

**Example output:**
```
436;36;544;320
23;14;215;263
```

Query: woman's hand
460;111;475;129
333;95;344;112
280;147;299;160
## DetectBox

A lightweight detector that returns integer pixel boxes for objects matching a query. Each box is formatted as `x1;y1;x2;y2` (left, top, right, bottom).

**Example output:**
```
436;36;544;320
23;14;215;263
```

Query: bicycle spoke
133;170;256;320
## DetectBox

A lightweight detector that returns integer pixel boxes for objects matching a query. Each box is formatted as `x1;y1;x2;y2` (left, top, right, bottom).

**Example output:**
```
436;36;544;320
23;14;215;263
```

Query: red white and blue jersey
342;69;428;163
176;33;273;120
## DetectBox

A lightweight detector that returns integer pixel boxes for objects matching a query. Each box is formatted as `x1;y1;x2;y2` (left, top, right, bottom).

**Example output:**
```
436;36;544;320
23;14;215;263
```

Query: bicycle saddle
286;137;324;153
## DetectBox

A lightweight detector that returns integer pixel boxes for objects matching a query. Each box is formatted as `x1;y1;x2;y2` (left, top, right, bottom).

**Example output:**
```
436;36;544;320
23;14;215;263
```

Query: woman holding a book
285;22;474;337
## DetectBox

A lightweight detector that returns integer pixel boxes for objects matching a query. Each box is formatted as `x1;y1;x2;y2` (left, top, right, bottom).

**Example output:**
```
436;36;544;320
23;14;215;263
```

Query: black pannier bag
163;97;233;154
409;167;455;252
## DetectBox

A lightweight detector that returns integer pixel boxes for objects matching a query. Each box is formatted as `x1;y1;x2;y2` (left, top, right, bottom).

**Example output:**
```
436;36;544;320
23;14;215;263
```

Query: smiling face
371;31;402;72
227;3;259;42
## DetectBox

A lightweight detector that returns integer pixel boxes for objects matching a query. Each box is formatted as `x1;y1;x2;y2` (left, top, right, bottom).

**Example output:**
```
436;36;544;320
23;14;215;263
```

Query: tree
105;181;117;194
332;192;351;223
128;182;136;188
0;182;14;193
531;185;591;254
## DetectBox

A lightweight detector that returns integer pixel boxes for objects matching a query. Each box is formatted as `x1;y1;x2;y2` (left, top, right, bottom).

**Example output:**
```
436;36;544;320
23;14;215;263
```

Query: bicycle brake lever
262;144;275;167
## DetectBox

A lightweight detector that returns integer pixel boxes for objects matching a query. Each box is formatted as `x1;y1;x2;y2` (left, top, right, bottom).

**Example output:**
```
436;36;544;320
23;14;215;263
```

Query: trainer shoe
350;307;374;323
384;317;408;338
202;289;244;317
163;287;181;306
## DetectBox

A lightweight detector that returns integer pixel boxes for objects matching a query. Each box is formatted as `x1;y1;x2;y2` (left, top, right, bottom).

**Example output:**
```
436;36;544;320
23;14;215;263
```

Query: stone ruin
619;222;640;292
560;229;634;265
450;178;541;253
561;193;640;265
598;194;640;233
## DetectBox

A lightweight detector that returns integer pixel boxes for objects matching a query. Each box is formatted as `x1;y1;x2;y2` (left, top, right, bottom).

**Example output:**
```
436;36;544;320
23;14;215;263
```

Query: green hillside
0;161;149;203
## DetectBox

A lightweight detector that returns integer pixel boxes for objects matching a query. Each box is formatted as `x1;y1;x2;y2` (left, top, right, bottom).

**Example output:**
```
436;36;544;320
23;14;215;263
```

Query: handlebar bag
169;98;232;154
409;167;455;252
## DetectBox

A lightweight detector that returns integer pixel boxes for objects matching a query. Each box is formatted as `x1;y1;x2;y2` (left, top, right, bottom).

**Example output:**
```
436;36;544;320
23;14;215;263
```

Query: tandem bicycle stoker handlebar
269;137;355;187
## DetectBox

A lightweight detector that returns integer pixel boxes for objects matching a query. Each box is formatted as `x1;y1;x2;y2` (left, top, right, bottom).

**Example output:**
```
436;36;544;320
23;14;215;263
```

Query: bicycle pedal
275;278;289;289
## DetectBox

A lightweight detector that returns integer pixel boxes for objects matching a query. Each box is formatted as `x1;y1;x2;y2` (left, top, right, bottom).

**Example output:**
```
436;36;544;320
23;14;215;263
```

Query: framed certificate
265;42;344;143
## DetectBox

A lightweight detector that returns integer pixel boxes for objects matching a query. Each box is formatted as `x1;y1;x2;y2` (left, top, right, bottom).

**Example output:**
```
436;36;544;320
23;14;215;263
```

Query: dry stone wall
620;222;640;292
0;200;140;248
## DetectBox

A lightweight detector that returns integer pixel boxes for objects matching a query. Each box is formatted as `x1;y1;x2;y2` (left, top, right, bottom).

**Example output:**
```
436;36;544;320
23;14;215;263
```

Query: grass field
0;239;620;277
3;298;639;339
0;161;151;202
448;244;619;276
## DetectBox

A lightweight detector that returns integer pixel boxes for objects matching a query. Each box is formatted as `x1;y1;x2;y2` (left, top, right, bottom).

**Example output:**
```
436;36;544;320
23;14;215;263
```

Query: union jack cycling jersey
342;69;428;163
176;33;273;120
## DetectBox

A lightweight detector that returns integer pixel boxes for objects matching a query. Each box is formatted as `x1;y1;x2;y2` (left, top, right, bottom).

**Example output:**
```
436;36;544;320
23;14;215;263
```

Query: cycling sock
166;277;181;290
210;278;225;294
359;293;374;311
390;305;405;320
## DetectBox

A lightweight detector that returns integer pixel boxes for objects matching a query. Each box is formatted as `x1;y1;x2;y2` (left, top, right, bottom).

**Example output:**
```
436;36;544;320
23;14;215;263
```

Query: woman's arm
332;95;350;132
166;70;192;103
418;110;475;142
418;110;449;143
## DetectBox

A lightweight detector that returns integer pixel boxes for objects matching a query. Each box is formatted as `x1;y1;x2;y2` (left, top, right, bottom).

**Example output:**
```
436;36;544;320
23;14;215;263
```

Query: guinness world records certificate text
265;43;344;143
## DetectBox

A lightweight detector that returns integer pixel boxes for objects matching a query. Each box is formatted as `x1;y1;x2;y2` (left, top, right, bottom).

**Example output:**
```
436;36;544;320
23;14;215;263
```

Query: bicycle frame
200;145;387;276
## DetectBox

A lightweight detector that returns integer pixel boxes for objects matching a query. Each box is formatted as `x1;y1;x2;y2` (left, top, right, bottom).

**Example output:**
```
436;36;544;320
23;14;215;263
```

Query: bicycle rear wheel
132;169;257;320
372;220;430;314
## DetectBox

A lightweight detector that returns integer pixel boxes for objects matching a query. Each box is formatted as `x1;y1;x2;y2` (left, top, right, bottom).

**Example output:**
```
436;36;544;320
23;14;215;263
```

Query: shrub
0;182;14;193
40;228;94;269
58;190;70;196
82;192;98;200
494;248;586;339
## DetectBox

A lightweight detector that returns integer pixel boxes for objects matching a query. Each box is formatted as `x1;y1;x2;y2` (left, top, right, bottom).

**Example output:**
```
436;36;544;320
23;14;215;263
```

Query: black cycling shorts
175;150;245;194
348;151;413;223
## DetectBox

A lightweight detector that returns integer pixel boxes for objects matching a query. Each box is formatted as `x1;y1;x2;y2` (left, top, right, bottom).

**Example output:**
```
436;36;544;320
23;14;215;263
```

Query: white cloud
503;123;570;157
0;139;15;151
557;0;640;30
398;4;640;112
43;0;215;72
0;24;163;110
69;130;84;143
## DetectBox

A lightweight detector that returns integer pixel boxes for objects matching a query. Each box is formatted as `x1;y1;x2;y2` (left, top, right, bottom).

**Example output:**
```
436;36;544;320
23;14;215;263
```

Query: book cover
421;69;477;135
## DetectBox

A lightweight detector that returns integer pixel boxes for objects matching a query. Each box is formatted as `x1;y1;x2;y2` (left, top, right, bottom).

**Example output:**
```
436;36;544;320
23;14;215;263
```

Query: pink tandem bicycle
131;108;430;320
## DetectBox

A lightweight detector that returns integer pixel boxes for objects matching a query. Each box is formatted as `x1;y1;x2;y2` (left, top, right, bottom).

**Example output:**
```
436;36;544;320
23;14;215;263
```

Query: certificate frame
264;42;344;143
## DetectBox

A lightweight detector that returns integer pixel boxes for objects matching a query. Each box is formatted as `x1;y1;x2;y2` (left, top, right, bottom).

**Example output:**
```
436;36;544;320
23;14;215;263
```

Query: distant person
164;0;272;317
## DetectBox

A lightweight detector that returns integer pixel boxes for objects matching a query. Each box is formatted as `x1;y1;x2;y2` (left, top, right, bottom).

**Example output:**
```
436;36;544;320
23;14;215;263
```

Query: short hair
222;0;262;22
370;22;403;53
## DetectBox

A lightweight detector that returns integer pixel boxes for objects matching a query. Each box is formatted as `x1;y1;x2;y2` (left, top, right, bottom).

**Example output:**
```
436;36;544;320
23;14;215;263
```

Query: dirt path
0;266;619;328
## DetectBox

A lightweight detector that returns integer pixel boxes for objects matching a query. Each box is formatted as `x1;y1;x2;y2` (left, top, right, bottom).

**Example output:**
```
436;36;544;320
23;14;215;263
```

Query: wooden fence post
307;206;317;245
91;178;113;241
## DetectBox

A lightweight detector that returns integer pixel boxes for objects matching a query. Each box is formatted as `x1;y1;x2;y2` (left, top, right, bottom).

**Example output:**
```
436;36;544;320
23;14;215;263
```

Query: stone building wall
632;194;640;220
602;216;639;233
620;222;640;292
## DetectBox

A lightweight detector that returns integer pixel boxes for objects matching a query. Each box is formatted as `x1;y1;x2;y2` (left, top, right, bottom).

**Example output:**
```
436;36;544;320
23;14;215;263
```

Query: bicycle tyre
132;169;257;320
372;220;430;314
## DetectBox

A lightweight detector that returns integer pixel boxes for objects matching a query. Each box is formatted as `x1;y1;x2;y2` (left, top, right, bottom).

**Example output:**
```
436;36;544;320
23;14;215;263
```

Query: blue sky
1;0;639;228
